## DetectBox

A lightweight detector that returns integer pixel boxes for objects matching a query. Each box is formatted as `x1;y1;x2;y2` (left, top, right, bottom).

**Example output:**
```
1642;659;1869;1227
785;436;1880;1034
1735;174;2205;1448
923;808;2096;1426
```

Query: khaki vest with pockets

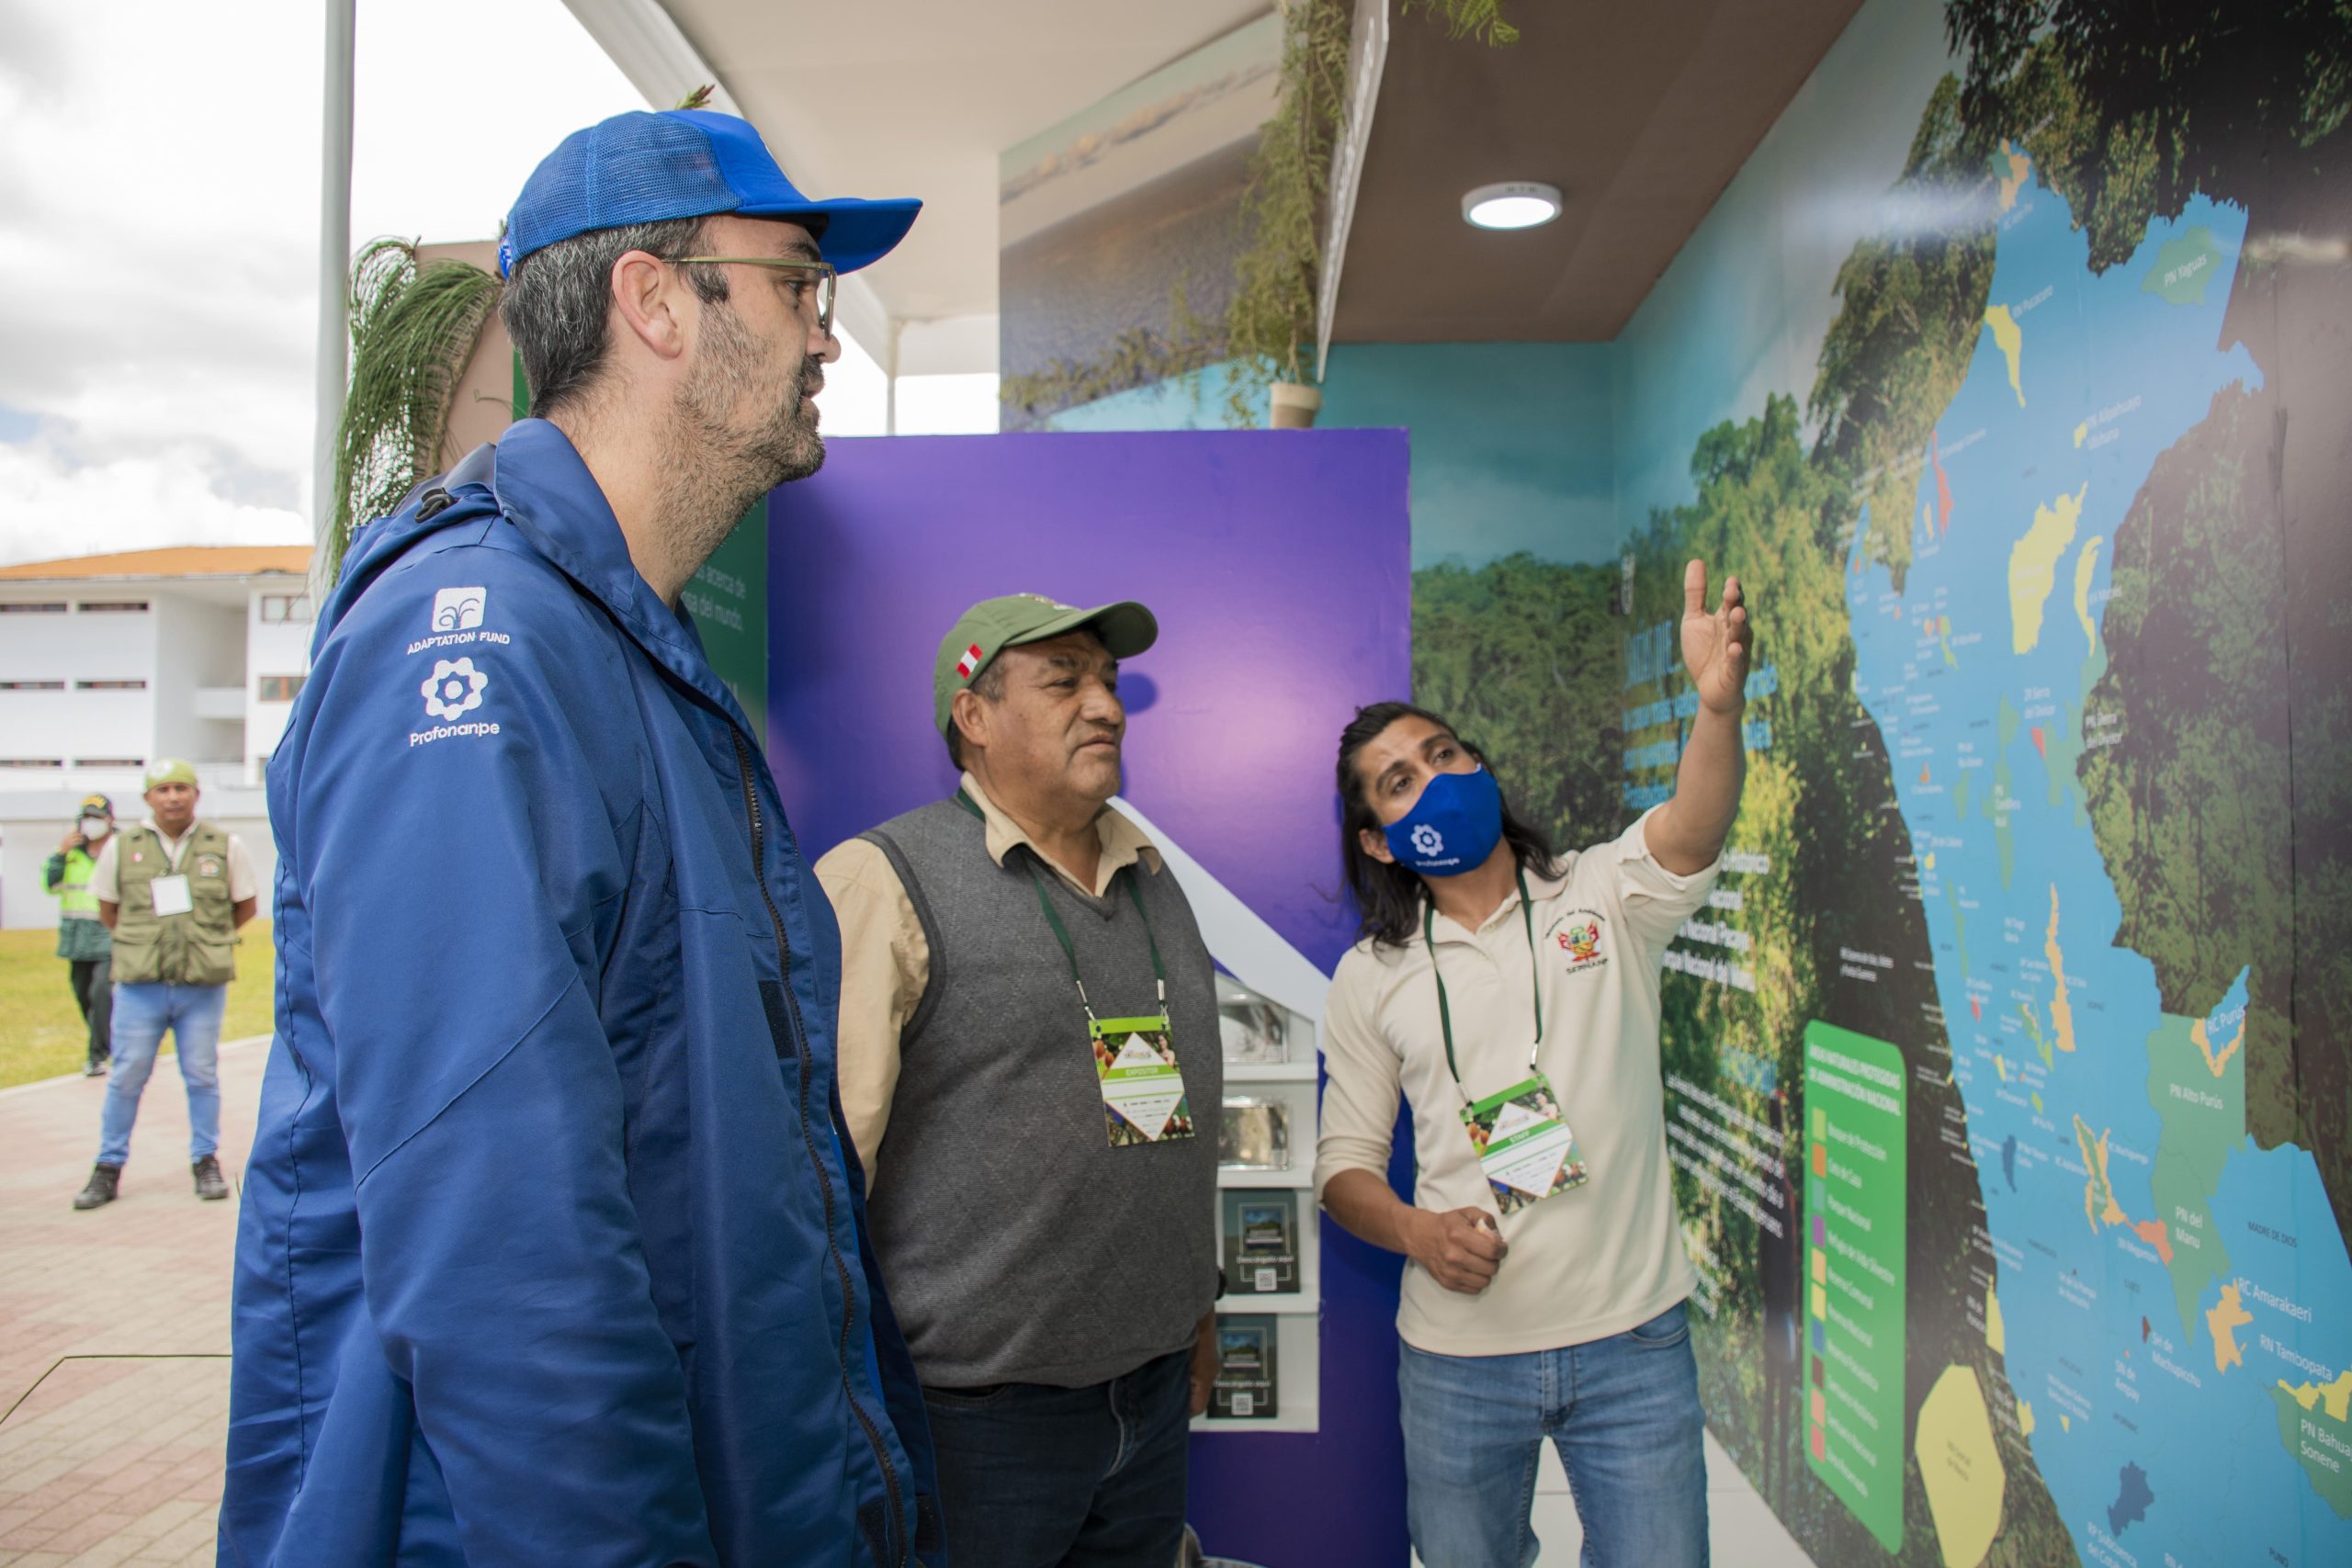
110;823;238;987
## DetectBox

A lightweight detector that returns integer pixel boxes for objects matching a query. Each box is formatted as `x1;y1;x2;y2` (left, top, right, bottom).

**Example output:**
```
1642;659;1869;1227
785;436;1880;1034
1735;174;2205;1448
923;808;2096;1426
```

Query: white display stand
1113;799;1331;1438
1198;974;1321;1434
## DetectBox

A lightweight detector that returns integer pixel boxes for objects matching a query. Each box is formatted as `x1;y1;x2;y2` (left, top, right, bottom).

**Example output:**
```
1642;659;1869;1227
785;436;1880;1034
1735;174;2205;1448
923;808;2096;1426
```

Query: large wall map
1611;4;2351;1563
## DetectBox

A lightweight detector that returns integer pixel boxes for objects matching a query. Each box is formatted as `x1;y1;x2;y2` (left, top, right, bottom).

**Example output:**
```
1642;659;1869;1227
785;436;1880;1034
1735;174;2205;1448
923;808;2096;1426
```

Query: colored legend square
1811;1107;1826;1141
1812;1142;1829;1178
1811;1388;1826;1423
1811;1214;1826;1247
1811;1321;1826;1353
1812;1284;1828;1319
1810;1356;1826;1388
1810;1424;1826;1461
1811;1249;1828;1284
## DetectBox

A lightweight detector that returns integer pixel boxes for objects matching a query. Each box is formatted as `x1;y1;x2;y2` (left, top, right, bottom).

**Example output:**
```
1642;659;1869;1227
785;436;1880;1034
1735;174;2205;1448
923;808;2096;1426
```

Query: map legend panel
1804;1021;1909;1552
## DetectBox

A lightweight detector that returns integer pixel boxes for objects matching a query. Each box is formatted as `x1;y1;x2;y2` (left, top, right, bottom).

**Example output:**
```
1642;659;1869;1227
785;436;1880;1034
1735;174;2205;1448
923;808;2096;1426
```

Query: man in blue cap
221;110;939;1567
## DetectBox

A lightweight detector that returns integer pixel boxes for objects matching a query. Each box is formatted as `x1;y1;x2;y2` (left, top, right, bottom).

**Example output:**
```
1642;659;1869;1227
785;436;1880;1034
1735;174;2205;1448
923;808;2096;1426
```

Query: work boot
73;1163;122;1210
192;1155;230;1201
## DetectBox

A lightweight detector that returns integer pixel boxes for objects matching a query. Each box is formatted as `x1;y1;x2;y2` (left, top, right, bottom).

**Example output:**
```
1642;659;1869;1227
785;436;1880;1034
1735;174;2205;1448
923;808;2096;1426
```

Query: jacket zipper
729;728;907;1565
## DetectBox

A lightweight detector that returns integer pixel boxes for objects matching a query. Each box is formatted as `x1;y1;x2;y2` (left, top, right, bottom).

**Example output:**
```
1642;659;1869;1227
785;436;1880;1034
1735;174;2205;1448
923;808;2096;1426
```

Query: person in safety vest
45;793;118;1077
74;761;259;1210
220;109;942;1568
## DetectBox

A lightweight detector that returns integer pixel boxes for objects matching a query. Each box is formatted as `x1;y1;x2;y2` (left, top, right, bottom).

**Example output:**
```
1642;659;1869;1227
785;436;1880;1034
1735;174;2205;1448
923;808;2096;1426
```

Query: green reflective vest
110;823;238;987
51;847;110;961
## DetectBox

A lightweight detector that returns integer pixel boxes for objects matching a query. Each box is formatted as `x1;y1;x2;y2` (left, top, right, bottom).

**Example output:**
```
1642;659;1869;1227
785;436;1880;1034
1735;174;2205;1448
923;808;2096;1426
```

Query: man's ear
1358;825;1396;866
610;250;688;364
950;688;989;759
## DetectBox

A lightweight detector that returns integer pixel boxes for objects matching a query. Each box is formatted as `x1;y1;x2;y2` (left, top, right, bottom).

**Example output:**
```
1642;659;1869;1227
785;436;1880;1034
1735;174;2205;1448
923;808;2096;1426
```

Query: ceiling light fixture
1462;181;1562;231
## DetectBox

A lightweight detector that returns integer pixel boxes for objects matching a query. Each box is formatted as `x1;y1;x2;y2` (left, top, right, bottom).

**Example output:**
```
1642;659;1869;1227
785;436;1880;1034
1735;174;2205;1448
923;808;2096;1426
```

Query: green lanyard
1422;868;1544;1091
955;790;1168;1025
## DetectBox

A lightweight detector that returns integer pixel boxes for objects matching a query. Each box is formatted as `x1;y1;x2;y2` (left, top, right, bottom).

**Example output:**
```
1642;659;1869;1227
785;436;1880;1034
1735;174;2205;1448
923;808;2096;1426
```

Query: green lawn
0;921;276;1089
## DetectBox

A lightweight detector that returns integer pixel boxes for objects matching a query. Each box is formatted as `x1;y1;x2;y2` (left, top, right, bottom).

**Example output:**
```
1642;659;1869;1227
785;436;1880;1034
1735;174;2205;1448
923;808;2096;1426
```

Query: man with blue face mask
1316;561;1754;1568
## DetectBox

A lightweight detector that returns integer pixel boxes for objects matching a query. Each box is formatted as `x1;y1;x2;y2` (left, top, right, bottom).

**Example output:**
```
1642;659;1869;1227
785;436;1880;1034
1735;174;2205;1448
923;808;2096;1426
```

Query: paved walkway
0;1040;267;1568
0;1041;1815;1568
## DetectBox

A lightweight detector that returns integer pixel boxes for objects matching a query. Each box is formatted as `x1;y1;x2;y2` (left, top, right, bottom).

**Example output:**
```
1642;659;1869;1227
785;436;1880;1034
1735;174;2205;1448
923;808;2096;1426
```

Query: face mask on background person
80;817;109;840
1384;766;1504;877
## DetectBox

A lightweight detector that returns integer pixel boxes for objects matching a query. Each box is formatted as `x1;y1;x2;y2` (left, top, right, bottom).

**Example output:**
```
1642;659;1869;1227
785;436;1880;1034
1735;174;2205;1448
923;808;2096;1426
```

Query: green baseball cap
143;759;198;791
933;593;1158;736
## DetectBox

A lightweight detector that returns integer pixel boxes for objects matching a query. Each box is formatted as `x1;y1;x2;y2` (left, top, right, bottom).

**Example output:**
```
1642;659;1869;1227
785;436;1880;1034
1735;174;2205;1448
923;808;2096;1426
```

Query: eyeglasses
673;255;838;336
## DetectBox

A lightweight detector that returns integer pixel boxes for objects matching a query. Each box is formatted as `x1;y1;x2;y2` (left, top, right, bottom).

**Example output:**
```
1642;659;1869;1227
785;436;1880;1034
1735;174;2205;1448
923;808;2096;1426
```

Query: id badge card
1461;1072;1589;1214
150;874;195;918
1091;1016;1195;1146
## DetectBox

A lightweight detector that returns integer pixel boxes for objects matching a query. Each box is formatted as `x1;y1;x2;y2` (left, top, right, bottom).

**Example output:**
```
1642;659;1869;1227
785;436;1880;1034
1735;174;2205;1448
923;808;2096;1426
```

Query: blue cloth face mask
1384;765;1504;877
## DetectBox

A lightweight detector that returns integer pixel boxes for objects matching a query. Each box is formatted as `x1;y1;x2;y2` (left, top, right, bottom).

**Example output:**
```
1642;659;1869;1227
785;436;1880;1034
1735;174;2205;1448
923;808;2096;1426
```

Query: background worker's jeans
920;1347;1192;1568
1399;1301;1709;1568
100;983;226;1168
67;953;112;1068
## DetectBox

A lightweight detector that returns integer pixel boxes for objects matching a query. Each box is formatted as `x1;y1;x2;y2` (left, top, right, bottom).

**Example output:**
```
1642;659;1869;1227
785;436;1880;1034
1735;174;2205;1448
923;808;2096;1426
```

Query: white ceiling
608;0;1272;334
568;0;1864;369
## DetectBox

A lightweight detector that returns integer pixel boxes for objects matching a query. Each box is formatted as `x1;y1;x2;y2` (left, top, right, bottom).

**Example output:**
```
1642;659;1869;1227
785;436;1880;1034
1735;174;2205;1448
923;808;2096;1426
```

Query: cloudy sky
0;0;964;570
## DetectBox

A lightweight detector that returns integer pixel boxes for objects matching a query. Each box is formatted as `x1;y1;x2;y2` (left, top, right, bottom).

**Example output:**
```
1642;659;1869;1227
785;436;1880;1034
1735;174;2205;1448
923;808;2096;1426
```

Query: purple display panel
765;428;1411;1568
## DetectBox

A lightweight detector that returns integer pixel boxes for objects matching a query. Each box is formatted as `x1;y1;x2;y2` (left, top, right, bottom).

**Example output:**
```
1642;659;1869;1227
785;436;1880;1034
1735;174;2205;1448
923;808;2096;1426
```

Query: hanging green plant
1000;284;1225;426
1218;0;1351;423
1402;0;1520;47
324;238;500;580
995;2;1514;427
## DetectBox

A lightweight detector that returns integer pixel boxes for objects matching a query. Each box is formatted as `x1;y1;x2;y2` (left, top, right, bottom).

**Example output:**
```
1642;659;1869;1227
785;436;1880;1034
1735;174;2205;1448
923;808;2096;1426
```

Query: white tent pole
313;0;356;592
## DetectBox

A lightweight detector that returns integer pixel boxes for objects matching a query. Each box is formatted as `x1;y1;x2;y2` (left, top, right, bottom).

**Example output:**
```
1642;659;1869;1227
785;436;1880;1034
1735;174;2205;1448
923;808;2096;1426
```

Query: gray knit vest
862;798;1221;1389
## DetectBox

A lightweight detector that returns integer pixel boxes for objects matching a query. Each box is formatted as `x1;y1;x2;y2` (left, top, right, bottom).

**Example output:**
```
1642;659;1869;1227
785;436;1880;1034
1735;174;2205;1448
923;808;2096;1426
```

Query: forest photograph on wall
1586;2;2352;1565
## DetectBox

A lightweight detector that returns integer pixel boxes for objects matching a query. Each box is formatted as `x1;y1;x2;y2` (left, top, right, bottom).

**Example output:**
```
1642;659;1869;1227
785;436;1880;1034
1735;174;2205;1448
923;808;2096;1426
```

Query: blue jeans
1399;1302;1708;1568
920;1348;1192;1568
99;982;226;1167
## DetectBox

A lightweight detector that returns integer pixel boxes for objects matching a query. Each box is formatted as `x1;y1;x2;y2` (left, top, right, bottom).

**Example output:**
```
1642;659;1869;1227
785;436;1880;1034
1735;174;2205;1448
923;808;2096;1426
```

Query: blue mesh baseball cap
500;108;921;278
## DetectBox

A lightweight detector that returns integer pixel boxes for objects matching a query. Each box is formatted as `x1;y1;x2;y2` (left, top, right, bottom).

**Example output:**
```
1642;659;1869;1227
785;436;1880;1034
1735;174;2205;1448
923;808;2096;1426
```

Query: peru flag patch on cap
956;643;984;680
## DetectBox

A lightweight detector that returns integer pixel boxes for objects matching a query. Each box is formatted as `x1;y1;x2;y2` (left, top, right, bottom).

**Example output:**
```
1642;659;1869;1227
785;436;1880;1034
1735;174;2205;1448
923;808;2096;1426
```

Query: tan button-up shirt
814;773;1163;1186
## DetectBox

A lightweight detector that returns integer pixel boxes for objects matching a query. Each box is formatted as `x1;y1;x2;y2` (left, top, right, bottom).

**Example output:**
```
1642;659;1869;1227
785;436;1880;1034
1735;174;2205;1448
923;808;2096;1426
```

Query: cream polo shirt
1315;807;1721;1356
90;819;259;905
814;773;1163;1185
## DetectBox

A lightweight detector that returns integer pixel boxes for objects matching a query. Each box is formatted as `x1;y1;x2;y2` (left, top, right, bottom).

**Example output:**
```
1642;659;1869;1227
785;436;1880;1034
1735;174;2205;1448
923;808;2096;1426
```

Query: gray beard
653;303;825;583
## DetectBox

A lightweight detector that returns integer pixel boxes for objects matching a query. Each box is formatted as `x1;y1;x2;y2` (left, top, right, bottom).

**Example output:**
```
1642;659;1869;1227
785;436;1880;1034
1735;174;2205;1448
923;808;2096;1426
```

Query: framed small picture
1222;1189;1299;1293
1212;1314;1278;1419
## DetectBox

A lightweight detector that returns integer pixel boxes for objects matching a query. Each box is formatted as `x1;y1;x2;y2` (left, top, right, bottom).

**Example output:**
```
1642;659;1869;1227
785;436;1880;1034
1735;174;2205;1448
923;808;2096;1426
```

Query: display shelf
1224;1061;1317;1083
1217;1164;1313;1190
1204;967;1322;1436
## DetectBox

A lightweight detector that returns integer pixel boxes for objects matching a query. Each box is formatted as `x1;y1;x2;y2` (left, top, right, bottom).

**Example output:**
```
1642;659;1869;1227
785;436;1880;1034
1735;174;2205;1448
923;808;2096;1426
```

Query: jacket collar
489;420;757;735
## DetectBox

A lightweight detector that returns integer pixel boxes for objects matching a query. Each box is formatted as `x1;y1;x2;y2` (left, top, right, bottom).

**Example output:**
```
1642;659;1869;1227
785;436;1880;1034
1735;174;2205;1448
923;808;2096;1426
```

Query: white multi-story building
0;546;310;928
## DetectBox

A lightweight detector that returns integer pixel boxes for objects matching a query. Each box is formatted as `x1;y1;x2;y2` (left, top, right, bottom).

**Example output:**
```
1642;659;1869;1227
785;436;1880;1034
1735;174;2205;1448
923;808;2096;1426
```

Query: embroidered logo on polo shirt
1549;908;1609;974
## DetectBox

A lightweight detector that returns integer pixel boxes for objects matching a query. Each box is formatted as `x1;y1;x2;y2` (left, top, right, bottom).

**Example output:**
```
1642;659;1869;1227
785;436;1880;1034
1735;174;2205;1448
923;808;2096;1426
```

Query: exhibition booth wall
772;0;2345;1563
763;428;1414;1568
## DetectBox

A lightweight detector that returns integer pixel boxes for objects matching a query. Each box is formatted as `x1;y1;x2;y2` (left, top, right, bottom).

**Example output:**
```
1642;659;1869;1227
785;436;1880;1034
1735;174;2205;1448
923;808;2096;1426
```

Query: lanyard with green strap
1422;867;1544;1098
955;789;1168;1026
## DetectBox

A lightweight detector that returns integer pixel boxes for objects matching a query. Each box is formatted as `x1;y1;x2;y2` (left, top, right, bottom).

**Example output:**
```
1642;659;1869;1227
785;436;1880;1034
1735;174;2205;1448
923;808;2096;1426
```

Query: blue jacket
221;421;940;1567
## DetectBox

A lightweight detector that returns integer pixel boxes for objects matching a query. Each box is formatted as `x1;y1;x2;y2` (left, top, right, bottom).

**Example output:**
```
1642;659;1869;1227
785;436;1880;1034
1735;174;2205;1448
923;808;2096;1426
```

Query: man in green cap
45;793;118;1077
816;593;1222;1566
74;759;259;1210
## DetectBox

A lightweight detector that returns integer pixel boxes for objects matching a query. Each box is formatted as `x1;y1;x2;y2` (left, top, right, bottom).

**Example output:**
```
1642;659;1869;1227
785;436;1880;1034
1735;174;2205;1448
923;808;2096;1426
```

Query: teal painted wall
1046;343;1618;570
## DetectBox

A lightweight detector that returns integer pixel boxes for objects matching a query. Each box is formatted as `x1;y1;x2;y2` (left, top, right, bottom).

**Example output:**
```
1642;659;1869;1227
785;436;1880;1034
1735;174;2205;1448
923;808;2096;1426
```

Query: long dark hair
1335;701;1565;949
